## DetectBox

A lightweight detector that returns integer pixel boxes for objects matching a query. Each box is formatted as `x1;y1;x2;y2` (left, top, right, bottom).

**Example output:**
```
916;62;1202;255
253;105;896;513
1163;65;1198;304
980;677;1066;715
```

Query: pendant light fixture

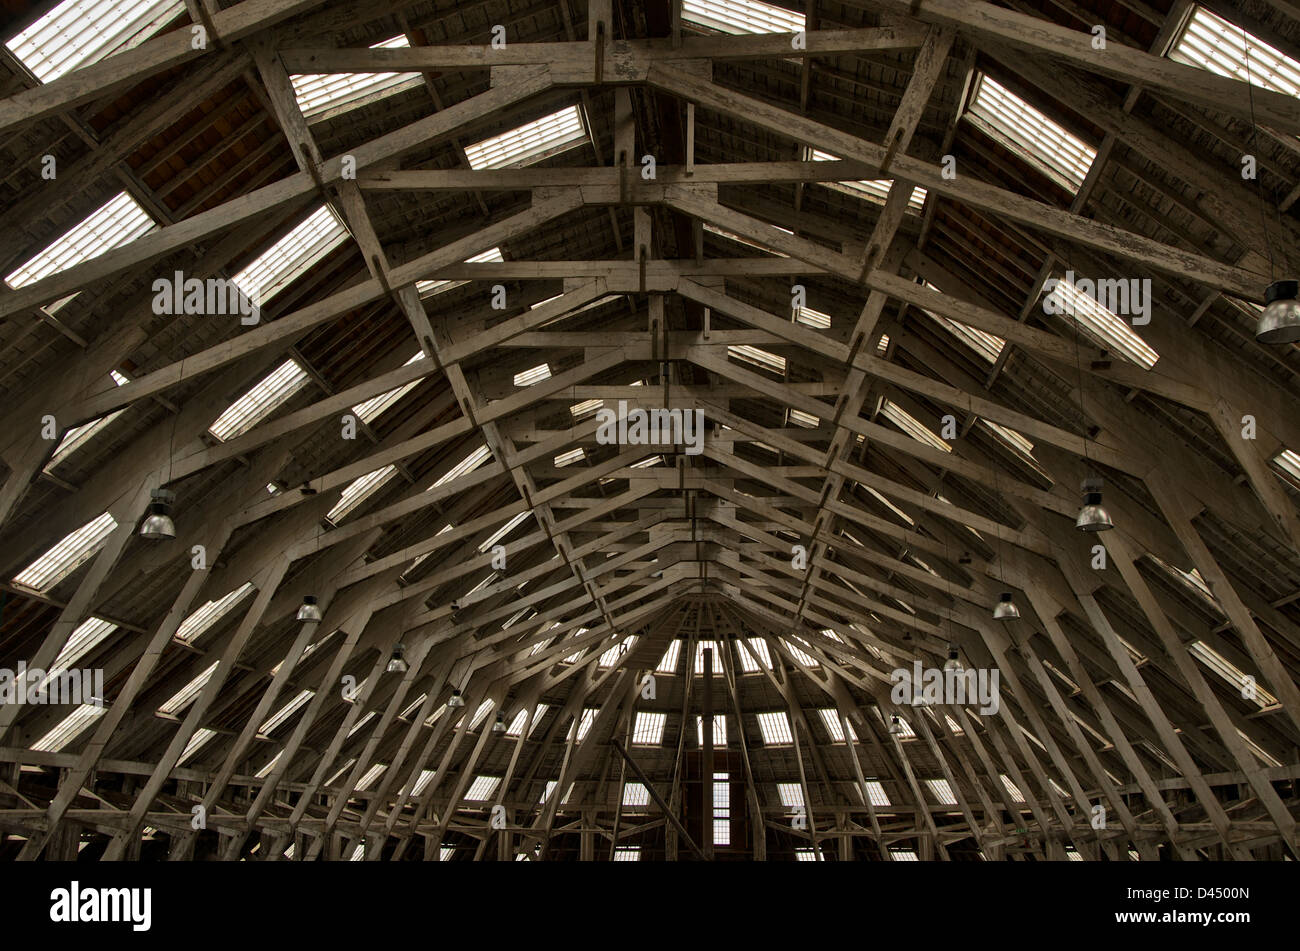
139;489;176;540
296;595;323;622
492;712;507;734
943;645;963;672
447;688;466;709
1256;280;1300;343
386;644;408;674
993;592;1020;621
1075;477;1114;532
888;715;904;736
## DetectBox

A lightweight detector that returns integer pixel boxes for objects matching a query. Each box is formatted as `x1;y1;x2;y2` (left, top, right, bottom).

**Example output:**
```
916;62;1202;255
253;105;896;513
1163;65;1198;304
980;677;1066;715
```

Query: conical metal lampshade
993;592;1020;620
888;715;904;735
139;503;175;540
386;646;408;673
1256;280;1300;344
296;595;323;622
943;647;963;672
448;689;466;708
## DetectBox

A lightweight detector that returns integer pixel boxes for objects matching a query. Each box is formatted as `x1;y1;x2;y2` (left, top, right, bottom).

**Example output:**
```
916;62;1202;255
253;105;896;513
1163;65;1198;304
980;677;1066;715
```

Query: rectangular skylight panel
5;192;154;289
1000;774;1026;803
598;635;636;668
682;0;803;35
569;707;599;742
348;711;376;738
259;690;314;735
756;711;793;745
412;769;437;797
570;398;604;419
694;639;724;675
352;352;426;423
433;445;492;488
49;616;118;676
777;782;804;808
291;35;421;120
622;782;651;807
743;638;772;671
159;661;218;716
925;778;958;805
31;703;106;752
479;511;531;553
232;206;347;306
880;400;951;453
967;74;1096;191
782;638;819;668
178;727;217;766
1170;7;1300;98
555;447;585;468
1044;275;1159;368
788;408;819;428
356;762;387;791
208;359;310;441
863;780;890;807
808;150;926;211
1271;448;1300;490
327;464;398;523
632;711;666;745
703;222;790;257
1189;641;1278;707
656;640;682;674
13;512;117;593
728;344;786;374
891;850;920;861
613;847;641;861
6;0;184;83
45;371;131;471
817;709;857;742
468;699;495;730
464;775;501;801
175;582;254;644
696;715;727;747
713;771;730;846
465;105;587;170
794;306;831;329
415;247;503;296
795;848;817;862
514;363;552;387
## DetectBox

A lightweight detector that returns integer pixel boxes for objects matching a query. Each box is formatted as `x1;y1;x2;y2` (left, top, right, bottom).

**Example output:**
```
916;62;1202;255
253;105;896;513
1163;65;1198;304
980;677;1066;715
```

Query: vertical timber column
702;645;713;861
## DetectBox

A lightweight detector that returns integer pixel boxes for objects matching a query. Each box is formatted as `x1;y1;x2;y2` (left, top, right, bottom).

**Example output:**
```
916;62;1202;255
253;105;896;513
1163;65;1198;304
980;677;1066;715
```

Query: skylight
178;728;217;766
656;640;682;674
412;769;437;797
259;690;314;735
175;583;254;643
465;105;588;170
569;707;599;743
890;849;920;861
694;639;724;675
352;352;426;424
6;0;184;83
862;780;890;807
159;661;217;716
925;778;958;805
622;782;651;807
777;782;804;808
46;371;132;470
13;512;117;593
696;715;727;747
756;711;793;745
632;711;666;745
433;445;492;488
794;306;831;329
1043;275;1159;368
1271;448;1300;491
513;364;552;387
788;408;820;428
467;699;495;730
49;617;118;676
209;359;310;441
682;0;803;35
356;762;387;791
1000;774;1026;803
728;344;786;374
782;638;819;668
966;74;1096;191
739;638;772;672
613;847;641;861
328;465;398;524
415;247;503;297
795;848;818;862
540;780;574;806
31;703;106;752
291;35;421;120
598;635;636;668
463;775;501;801
817;709;857;742
808;149;927;212
880;400;951;453
505;704;548;737
479;511;531;553
5;192;154;291
703;222;790;257
713;771;731;846
1170;7;1300;97
232;205;348;306
1189;641;1278;708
